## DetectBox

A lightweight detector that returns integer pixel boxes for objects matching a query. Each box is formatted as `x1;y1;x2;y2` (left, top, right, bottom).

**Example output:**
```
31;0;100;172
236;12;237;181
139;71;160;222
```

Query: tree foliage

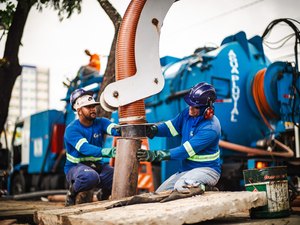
0;1;16;32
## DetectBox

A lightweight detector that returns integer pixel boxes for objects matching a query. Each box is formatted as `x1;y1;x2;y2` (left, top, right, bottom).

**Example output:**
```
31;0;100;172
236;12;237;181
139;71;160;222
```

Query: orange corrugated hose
252;69;278;131
116;0;147;124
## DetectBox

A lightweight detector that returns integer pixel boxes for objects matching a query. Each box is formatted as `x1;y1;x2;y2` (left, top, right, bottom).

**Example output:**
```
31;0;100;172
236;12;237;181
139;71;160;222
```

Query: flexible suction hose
116;0;147;124
219;139;294;158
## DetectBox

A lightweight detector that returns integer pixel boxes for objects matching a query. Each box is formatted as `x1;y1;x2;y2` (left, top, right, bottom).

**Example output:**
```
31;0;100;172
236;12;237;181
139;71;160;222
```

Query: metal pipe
2;190;67;200
111;138;141;199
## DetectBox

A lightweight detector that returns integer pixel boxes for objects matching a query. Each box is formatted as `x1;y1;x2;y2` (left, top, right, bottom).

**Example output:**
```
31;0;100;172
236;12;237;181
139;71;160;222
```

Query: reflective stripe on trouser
156;167;220;192
66;163;114;193
66;153;102;163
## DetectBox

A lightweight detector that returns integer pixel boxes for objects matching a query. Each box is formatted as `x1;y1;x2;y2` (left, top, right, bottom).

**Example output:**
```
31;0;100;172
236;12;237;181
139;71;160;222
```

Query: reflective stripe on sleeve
106;123;116;135
183;141;196;157
75;138;88;151
188;150;220;162
165;120;179;136
66;153;102;163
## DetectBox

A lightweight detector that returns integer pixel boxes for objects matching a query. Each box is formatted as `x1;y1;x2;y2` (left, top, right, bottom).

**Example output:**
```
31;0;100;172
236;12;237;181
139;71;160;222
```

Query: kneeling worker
64;88;120;206
137;82;221;193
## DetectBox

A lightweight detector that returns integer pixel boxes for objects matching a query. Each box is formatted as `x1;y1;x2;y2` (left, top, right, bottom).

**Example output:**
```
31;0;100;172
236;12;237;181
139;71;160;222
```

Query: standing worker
85;49;101;72
64;88;120;206
79;50;101;79
137;82;221;194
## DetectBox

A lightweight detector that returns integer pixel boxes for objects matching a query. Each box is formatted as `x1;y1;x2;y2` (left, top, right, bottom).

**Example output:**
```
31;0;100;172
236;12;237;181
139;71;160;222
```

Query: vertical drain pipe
111;0;147;200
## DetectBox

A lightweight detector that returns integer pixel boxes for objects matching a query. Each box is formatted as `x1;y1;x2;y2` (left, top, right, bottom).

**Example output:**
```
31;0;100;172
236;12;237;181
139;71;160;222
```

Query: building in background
6;65;50;134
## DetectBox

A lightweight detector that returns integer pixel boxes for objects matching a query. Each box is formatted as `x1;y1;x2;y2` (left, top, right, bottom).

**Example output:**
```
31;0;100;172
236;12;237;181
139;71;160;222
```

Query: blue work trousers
66;163;114;193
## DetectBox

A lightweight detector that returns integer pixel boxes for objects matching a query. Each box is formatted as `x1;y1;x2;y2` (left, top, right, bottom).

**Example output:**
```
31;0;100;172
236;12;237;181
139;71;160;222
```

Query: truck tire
11;172;26;195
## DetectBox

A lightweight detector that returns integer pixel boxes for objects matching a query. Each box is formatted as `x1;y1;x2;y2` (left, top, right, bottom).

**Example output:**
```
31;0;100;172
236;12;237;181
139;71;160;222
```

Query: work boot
96;188;111;201
76;190;94;204
205;185;219;192
65;184;77;207
101;188;112;200
160;186;204;203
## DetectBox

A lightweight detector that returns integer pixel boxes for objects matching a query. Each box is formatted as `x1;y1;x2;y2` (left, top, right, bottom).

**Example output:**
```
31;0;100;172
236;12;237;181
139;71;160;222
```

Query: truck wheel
11;172;26;195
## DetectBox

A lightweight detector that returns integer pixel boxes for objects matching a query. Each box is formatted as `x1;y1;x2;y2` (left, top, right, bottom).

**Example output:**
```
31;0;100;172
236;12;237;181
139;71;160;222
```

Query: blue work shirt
64;117;119;174
156;107;221;174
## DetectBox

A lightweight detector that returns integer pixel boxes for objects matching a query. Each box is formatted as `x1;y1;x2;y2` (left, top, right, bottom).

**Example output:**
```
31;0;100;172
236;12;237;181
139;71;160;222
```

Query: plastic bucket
243;166;290;218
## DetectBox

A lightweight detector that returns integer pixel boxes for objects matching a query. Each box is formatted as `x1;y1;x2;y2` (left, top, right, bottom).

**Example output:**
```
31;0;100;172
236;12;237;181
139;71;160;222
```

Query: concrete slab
35;191;267;225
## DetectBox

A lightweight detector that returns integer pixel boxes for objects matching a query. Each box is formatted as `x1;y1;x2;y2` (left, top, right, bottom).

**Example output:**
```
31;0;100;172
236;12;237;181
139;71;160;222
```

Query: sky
1;0;299;110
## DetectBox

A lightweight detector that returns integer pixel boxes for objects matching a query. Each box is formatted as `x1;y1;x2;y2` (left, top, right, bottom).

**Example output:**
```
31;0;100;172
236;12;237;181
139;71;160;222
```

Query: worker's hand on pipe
136;149;170;162
113;126;122;136
101;147;116;158
146;125;158;139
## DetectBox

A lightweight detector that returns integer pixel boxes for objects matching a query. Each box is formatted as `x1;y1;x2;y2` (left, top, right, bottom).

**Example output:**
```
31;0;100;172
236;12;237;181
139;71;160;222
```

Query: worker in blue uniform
137;82;221;193
64;88;120;206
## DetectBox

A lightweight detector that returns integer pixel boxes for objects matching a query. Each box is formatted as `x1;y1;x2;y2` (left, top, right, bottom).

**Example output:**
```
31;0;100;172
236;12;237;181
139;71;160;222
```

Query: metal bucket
243;166;290;218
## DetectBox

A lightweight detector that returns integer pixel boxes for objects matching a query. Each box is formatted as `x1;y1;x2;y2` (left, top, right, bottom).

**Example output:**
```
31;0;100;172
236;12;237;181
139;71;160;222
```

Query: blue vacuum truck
145;29;300;192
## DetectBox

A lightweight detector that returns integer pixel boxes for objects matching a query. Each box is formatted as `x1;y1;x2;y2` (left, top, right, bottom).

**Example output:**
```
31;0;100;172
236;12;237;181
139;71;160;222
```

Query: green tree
0;0;34;134
0;0;121;133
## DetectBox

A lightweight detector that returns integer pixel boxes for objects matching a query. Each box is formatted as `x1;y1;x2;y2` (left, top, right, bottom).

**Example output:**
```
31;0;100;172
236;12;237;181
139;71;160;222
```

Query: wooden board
0;199;64;218
35;191;267;225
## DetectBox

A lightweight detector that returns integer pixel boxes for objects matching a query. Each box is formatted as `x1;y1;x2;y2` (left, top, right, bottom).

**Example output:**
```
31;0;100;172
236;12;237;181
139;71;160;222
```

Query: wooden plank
0;200;64;218
0;219;18;225
35;191;267;225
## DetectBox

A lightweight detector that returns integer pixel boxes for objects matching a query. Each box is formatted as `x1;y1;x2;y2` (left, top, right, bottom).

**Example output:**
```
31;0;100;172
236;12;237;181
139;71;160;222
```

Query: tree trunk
0;0;34;133
96;0;122;118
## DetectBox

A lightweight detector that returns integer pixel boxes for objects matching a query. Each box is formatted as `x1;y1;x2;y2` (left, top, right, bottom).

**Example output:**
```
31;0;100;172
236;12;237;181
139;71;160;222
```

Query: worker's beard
189;107;201;117
82;111;96;121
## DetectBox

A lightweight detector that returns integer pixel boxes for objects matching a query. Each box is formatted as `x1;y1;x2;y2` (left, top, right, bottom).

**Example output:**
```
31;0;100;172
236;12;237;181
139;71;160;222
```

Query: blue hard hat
70;88;94;111
184;82;216;107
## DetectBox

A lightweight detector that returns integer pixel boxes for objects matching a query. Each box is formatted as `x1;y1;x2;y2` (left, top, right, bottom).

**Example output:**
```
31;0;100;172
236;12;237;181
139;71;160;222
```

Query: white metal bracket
100;0;175;111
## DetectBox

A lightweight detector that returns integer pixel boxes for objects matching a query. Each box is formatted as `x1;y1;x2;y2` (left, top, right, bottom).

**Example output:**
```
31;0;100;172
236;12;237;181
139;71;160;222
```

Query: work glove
136;149;170;162
101;147;116;158
113;126;122;136
146;124;158;139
